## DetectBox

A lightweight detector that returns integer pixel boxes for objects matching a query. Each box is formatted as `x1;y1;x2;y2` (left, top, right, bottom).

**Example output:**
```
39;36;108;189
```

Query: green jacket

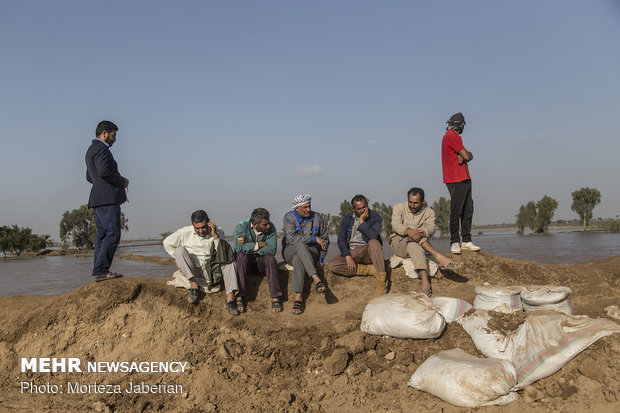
233;218;277;262
204;238;235;285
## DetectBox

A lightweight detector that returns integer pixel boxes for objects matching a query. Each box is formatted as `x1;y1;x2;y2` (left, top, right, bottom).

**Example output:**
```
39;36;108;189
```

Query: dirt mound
1;252;619;412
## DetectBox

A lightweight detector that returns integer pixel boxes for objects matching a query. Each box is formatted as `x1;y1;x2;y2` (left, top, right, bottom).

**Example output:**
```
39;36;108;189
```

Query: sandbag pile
362;283;620;407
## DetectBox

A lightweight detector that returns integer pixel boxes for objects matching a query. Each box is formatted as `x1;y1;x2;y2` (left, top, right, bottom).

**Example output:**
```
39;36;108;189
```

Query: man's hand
237;236;246;245
360;208;370;223
208;221;218;240
457;154;464;165
316;237;327;251
124;178;129;188
257;241;267;249
406;228;424;243
345;255;357;274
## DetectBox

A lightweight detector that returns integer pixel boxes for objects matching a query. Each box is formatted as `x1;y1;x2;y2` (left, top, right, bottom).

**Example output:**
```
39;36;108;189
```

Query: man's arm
391;204;408;236
358;210;382;241
317;214;329;262
337;214;351;257
93;148;126;188
420;208;437;240
257;225;277;256
233;221;256;253
458;148;473;163
163;228;183;257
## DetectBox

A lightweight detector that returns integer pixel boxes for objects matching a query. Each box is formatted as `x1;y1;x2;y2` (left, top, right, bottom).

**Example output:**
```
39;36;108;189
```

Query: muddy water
1;230;618;297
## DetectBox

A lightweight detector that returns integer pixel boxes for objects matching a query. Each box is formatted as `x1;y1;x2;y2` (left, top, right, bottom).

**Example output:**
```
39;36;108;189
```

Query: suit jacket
85;139;127;208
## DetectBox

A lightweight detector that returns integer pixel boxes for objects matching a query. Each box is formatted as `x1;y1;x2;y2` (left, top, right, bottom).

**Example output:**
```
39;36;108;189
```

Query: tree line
0;225;51;257
51;186;604;250
516;187;602;234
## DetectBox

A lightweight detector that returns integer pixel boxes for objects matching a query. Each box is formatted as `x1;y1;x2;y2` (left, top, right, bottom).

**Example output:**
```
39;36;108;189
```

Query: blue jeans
92;205;121;276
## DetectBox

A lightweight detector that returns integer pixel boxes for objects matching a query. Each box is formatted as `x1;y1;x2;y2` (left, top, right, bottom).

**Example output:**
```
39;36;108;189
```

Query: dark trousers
236;252;282;298
92;205;121;276
446;179;474;244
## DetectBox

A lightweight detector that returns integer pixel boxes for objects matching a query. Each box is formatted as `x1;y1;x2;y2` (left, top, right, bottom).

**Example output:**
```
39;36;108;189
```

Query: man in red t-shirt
441;113;481;254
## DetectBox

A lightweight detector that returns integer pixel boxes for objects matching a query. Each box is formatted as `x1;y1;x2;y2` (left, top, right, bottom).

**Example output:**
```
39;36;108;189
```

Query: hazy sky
2;1;619;240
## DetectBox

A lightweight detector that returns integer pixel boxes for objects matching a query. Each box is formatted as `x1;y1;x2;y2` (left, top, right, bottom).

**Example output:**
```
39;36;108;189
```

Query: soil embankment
1;252;618;412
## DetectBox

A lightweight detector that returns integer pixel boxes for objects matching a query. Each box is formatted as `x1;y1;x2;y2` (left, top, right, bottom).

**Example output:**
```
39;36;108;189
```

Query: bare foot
421;283;432;297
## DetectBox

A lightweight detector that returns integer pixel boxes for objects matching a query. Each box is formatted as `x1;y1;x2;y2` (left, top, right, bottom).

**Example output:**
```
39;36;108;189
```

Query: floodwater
1;230;618;297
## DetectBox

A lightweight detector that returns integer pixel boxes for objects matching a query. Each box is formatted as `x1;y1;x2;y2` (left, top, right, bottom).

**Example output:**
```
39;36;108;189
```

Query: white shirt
163;225;225;268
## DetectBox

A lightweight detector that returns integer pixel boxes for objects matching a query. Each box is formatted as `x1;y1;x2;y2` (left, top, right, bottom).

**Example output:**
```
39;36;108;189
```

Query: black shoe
187;288;200;304
226;300;240;316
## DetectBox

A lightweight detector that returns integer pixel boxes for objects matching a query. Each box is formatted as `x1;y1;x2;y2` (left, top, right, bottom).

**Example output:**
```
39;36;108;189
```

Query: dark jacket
337;209;383;257
204;238;235;285
85;139;127;208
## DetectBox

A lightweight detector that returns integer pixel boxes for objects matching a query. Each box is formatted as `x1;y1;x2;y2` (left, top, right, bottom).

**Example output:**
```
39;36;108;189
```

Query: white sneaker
450;243;462;254
461;241;481;252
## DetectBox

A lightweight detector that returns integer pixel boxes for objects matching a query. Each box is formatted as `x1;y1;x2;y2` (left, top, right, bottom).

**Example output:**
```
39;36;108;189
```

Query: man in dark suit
85;120;129;282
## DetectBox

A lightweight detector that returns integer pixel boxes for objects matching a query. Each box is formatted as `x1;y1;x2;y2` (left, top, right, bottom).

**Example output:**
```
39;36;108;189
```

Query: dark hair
407;187;425;202
250;207;270;225
96;120;118;137
191;210;209;223
350;194;367;206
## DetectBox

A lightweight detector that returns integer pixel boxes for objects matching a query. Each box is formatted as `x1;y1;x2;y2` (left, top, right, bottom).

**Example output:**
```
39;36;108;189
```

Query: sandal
422;286;432;297
226;301;240;316
315;281;327;294
440;260;463;271
92;272;123;282
292;300;305;315
236;297;246;313
271;298;283;313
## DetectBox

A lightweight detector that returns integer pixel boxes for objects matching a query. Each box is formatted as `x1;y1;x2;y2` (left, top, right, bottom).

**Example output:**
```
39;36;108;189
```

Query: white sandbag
511;311;620;387
360;292;446;339
431;297;473;323
474;285;522;313
389;255;438;279
408;348;518;407
458;310;523;361
520;285;574;314
458;309;620;388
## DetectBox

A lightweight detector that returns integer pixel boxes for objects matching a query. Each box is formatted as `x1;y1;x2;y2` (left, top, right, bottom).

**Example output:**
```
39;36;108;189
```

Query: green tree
516;201;537;234
533;195;559;233
371;202;393;237
0;225;11;256
59;204;128;248
571;187;601;231
29;234;50;252
431;197;450;238
5;225;33;256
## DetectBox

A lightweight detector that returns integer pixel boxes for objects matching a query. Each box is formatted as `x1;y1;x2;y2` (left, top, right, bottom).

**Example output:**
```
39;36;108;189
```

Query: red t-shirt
442;129;470;183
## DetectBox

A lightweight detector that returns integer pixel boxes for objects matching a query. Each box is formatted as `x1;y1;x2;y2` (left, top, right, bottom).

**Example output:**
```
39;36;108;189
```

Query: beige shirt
163;225;225;268
390;203;436;241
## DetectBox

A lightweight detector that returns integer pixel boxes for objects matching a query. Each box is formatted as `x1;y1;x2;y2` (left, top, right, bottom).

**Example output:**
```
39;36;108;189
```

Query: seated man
163;210;241;315
328;194;387;295
282;194;329;315
234;207;282;313
390;187;461;297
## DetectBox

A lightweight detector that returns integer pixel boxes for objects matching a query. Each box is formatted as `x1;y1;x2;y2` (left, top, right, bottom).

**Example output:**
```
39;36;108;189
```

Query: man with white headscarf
282;194;330;315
